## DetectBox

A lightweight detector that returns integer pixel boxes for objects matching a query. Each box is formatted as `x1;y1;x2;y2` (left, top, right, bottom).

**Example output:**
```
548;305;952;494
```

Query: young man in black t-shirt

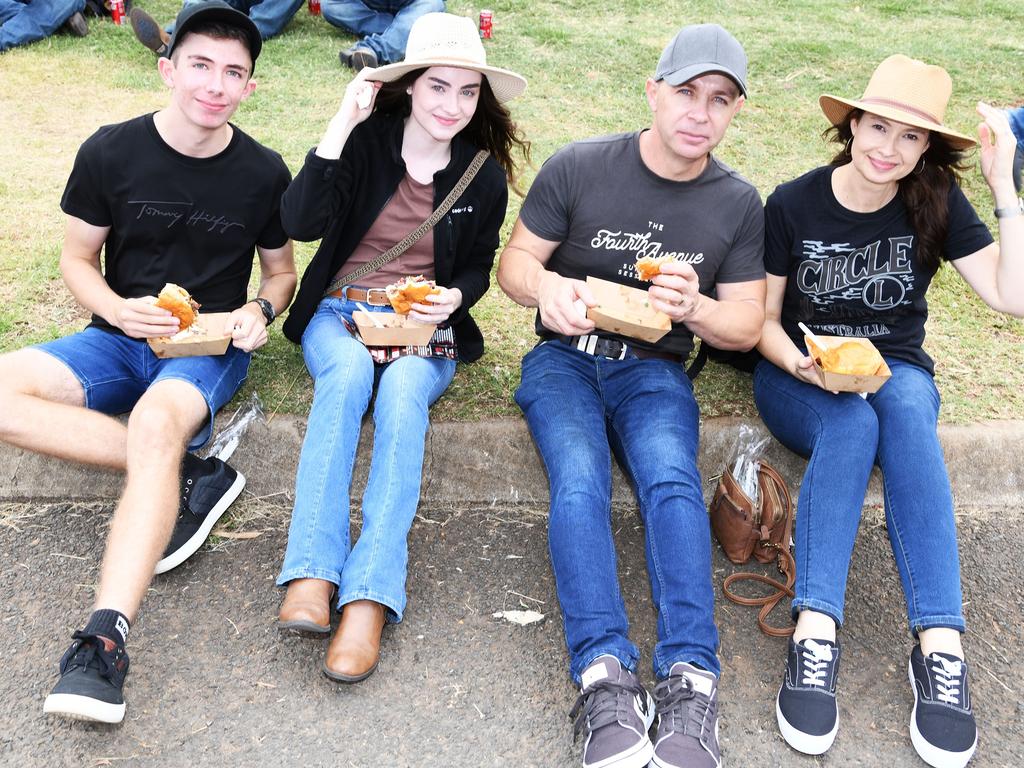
0;1;295;724
497;23;765;768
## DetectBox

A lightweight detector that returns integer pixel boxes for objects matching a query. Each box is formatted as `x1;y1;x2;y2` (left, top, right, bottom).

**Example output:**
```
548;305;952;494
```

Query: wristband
251;297;276;325
994;198;1023;219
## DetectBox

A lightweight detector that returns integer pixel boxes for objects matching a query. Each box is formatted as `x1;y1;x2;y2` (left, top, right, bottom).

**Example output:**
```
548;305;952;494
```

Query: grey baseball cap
654;23;748;97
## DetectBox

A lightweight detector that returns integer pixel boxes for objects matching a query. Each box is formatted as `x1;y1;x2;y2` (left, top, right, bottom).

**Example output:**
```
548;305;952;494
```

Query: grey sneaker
650;662;721;768
63;11;89;37
569;656;655;768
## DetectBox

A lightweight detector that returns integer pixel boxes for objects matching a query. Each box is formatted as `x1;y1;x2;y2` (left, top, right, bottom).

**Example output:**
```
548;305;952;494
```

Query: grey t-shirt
520;131;765;356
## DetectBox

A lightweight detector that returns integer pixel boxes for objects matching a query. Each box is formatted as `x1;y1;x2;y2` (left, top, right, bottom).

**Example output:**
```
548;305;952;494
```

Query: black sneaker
569;656;654;768
908;645;977;768
650;662;721;768
43;632;129;723
63;11;89;37
349;47;378;72
776;637;840;754
129;7;169;56
155;453;245;574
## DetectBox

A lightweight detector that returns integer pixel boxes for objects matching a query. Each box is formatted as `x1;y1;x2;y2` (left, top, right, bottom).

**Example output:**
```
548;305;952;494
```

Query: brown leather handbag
709;461;796;637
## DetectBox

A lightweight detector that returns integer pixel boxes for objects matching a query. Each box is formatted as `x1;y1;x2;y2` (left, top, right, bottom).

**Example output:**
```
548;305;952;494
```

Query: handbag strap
722;547;795;637
324;149;490;297
721;461;797;637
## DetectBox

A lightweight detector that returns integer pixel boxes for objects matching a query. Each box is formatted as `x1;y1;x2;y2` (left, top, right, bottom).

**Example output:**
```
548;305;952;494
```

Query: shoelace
569;679;648;741
652;674;713;737
928;655;964;706
60;631;119;681
798;639;834;687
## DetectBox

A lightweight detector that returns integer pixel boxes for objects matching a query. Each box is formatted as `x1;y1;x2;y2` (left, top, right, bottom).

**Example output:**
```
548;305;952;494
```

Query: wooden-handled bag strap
324;149;490;298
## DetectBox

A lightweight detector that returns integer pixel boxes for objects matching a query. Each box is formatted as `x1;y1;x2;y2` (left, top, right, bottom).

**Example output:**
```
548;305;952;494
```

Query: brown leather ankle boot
278;578;334;634
323;600;387;682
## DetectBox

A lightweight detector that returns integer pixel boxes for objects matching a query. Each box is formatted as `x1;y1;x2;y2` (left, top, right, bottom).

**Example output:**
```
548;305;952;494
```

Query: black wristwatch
251;297;276;325
994;197;1024;219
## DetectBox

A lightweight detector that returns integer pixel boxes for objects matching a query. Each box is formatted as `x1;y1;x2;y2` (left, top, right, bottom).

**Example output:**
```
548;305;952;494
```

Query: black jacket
281;113;509;362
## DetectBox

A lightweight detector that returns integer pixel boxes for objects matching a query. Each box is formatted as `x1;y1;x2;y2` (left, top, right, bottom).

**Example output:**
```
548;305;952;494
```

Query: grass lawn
1;0;1022;422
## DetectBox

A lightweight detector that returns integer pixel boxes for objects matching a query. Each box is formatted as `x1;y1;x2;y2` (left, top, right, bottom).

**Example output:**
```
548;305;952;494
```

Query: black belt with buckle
549;334;681;363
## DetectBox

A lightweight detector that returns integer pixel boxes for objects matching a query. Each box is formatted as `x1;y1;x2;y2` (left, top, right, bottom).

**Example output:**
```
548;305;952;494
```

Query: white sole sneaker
43;692;125;724
776;689;838;755
154;469;245;575
908;658;977;768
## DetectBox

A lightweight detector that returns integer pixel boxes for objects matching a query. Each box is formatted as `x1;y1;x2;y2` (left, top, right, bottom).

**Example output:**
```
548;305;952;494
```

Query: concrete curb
3;415;1023;508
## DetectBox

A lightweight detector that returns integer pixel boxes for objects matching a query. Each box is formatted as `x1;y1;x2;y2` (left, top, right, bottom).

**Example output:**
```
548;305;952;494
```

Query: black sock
83;609;130;647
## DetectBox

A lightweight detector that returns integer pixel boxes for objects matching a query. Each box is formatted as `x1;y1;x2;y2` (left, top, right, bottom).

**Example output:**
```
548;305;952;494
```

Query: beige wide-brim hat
819;54;976;150
364;12;527;103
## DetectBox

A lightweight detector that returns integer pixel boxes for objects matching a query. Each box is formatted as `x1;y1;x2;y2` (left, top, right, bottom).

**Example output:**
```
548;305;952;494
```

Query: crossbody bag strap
324;149;490;297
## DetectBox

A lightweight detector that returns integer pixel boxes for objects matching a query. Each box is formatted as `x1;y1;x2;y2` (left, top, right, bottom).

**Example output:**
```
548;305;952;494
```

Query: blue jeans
277;297;456;622
321;0;444;63
0;0;84;52
753;358;965;634
514;341;720;683
174;0;304;39
35;326;250;449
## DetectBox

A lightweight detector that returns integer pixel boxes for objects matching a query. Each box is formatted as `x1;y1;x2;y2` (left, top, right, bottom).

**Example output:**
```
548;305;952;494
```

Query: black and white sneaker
43;632;129;723
569;656;655;768
776;637;840;754
909;645;977;768
155;453;245;575
650;662;721;768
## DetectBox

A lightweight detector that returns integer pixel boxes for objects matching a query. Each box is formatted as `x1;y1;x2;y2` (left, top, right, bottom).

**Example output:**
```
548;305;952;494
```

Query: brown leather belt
327;285;391;306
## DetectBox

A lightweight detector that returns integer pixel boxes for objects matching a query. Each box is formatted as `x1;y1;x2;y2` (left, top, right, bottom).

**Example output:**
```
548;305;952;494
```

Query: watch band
994;197;1024;219
251;297;276;325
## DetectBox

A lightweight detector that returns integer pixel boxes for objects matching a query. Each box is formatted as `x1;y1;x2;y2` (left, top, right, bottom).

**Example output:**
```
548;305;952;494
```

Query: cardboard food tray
147;312;232;358
353;311;437;347
585;276;671;344
805;335;891;393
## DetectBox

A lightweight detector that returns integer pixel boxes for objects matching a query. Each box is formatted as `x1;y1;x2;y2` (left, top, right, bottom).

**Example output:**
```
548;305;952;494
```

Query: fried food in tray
634;256;674;281
154;283;201;331
817;341;885;376
385;275;440;314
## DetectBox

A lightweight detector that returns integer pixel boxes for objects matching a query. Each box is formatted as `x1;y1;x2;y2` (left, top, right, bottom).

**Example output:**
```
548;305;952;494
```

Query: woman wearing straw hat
753;54;1023;767
273;12;528;682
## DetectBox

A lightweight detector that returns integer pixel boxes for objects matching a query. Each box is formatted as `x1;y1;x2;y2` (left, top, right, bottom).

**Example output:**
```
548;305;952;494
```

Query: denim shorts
35;326;251;449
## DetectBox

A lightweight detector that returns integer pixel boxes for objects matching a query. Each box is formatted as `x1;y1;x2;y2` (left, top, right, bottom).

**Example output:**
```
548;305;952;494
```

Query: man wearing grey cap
497;23;765;768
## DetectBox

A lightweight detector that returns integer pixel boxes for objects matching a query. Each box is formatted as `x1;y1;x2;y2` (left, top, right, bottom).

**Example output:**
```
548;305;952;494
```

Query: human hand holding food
536;271;596;336
113;296;183;339
409;286;463;325
793;354;827;389
649;260;701;322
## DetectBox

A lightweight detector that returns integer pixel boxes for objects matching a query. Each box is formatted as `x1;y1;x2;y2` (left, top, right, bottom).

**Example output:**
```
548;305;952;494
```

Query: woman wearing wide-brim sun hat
752;53;1023;768
274;12;529;683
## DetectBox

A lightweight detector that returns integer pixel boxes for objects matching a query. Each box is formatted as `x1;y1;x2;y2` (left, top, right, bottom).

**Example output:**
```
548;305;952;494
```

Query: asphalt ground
2;498;1021;767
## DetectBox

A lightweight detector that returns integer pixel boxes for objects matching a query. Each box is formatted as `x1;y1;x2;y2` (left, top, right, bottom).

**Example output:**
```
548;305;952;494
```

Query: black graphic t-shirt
61;113;291;333
519;131;765;357
764;166;993;374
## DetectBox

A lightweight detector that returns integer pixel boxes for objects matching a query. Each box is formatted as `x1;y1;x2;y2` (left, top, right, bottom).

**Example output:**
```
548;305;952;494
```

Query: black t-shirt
61;114;291;333
764;165;993;374
519;132;765;357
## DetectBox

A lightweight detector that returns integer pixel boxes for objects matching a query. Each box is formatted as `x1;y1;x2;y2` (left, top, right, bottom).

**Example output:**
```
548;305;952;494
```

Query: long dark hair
372;69;531;196
825;109;970;273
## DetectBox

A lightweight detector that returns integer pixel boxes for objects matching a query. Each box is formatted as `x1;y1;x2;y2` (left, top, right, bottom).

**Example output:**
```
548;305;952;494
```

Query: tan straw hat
819;54;976;150
364;12;527;103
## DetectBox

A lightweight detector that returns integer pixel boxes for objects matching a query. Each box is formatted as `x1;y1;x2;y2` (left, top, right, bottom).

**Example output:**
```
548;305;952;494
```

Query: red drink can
110;0;125;25
308;0;321;15
479;9;493;39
